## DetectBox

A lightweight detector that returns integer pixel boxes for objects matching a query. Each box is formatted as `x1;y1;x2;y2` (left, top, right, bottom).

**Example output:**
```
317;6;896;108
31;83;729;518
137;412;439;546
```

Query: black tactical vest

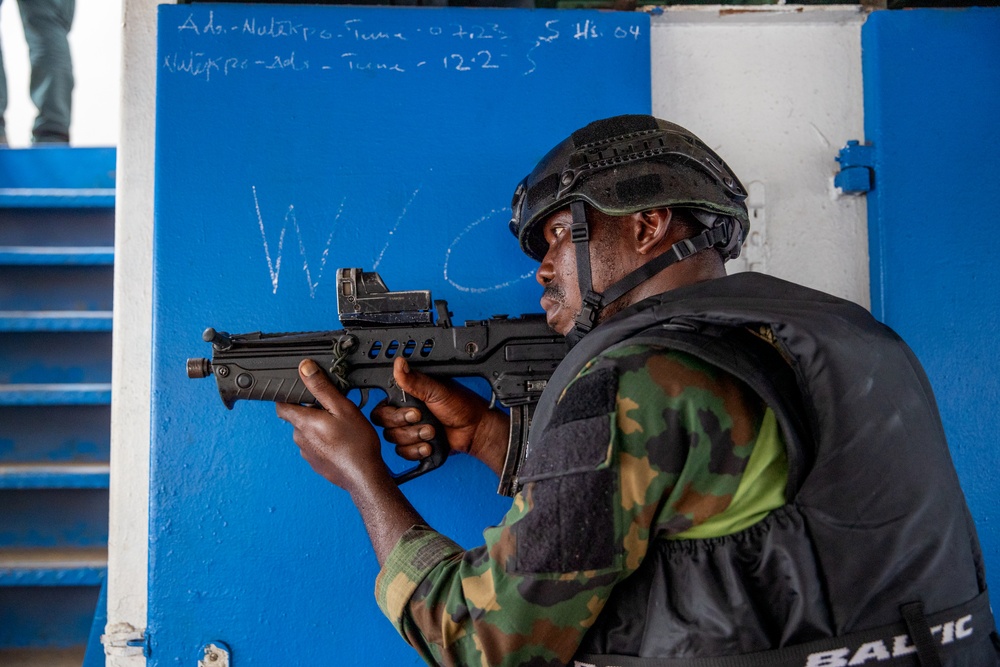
526;272;999;667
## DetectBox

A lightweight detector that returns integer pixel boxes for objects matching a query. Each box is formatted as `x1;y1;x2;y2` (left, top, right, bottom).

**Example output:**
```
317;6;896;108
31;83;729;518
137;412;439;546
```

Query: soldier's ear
634;208;672;255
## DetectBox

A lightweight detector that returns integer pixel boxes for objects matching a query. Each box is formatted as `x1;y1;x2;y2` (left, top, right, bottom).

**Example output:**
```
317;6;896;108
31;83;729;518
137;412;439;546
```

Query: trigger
358;388;370;409
488;392;498;409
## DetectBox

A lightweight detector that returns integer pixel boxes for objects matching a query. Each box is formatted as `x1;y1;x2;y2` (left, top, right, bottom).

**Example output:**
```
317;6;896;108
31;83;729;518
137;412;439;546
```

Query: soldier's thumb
393;357;447;407
298;359;345;412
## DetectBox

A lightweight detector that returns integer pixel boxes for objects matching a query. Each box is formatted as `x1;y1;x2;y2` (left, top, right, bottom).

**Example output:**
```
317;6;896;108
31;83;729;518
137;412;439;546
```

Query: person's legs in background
19;0;74;144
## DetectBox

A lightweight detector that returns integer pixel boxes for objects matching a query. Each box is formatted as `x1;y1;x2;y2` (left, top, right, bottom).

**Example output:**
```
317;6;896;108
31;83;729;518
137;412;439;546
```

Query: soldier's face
536;209;580;335
535;208;629;336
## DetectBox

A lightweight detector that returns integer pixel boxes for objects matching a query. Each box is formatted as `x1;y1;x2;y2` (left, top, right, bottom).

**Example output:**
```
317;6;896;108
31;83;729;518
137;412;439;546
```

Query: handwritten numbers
449;23;507;40
444;54;472;71
538;20;560;44
614;25;641;40
478;51;499;69
443;51;499;71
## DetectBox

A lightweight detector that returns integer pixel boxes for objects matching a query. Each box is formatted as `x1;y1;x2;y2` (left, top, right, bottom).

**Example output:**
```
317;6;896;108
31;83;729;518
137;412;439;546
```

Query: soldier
276;115;999;666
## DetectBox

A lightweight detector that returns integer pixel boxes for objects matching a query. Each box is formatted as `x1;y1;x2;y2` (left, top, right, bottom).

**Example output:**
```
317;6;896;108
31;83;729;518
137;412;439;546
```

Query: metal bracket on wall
835;140;875;194
101;623;150;657
199;641;231;667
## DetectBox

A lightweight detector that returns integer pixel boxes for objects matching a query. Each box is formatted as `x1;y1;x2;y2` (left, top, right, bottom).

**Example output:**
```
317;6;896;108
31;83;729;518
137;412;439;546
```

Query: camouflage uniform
375;344;788;666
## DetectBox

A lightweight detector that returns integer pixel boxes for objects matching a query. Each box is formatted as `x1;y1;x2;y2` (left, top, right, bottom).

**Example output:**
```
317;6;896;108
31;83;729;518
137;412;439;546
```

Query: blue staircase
0;147;115;665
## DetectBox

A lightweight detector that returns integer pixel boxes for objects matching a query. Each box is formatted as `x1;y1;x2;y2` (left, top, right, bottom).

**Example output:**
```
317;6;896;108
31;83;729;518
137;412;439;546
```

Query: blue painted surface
0;332;112;383
0;147;115;651
0;208;114;247
152;4;649;664
0;565;106;587
0;248;115;265
0;385;112;406
833;140;874;194
0;265;114;311
0;312;114;332
0;489;108;548
0;191;116;208
0;465;110;490
83;579;110;667
0;586;103;648
862;8;1000;596
0;405;110;463
0;147;115;190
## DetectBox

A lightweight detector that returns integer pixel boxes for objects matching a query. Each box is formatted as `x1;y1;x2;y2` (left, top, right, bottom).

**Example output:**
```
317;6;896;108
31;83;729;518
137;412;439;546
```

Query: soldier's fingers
371;401;422;428
395;443;432;461
275;401;310;426
383;424;436;447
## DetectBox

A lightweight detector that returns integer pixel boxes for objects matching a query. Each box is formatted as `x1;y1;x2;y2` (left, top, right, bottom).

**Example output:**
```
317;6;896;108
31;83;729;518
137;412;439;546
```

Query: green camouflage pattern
375;344;788;666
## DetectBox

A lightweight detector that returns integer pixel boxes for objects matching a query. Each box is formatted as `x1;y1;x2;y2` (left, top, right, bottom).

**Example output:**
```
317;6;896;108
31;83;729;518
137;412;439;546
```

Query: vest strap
573;590;992;667
901;601;944;667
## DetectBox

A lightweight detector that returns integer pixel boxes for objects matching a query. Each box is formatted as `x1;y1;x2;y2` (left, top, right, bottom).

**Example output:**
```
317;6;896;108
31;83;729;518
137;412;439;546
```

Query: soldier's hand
371;357;510;475
276;359;387;491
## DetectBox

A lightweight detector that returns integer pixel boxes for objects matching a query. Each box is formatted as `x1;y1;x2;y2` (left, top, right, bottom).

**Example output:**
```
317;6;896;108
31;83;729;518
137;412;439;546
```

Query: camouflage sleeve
375;344;770;667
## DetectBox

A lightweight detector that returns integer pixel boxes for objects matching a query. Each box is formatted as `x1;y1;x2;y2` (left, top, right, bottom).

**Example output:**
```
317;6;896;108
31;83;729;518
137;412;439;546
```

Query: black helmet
509;114;749;262
508;115;750;345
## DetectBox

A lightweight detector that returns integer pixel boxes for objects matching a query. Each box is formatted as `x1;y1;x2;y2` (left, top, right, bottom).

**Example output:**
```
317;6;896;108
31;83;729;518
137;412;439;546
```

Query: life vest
525;272;999;667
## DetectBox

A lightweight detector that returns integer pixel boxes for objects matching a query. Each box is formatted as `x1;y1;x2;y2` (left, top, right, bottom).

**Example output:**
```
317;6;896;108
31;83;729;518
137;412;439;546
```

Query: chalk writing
262;52;308;71
574;20;600;40
444;209;535;293
162;51;222;82
250;186;532;296
164;9;646;80
252;186;341;298
163;50;307;80
373;187;421;271
538;20;560;44
443;51;502;72
344;19;406;41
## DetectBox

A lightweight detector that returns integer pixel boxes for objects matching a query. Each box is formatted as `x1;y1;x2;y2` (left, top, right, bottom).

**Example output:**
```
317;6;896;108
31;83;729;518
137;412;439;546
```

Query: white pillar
107;2;168;665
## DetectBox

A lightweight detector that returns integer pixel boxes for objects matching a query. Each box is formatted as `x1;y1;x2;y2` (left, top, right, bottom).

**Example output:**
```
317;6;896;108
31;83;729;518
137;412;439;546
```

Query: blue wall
863;8;1000;595
151;4;649;664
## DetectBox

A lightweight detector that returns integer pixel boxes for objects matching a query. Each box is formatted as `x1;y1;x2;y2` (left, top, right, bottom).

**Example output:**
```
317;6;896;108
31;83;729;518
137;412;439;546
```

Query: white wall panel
651;7;869;306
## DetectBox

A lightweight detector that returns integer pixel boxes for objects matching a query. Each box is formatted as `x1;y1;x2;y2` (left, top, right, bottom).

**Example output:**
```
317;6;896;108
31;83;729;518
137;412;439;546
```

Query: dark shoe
32;131;70;144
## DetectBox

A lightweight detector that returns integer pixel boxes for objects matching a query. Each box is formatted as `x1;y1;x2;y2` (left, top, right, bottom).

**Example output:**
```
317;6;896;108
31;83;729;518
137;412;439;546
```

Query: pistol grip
384;390;449;485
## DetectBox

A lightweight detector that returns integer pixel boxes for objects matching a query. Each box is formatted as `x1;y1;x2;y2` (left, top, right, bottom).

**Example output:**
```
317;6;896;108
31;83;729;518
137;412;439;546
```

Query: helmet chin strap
566;202;733;347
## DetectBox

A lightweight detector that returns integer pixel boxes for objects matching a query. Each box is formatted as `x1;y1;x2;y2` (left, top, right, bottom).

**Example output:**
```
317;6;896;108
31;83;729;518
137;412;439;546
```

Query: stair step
0;384;112;405
0;188;115;208
0;647;87;667
0;247;114;265
0;547;107;586
0;405;110;463
0;463;110;489
0;311;113;332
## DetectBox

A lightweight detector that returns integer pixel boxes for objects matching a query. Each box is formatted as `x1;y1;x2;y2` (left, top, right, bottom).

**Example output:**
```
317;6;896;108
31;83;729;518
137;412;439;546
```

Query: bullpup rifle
187;268;566;490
